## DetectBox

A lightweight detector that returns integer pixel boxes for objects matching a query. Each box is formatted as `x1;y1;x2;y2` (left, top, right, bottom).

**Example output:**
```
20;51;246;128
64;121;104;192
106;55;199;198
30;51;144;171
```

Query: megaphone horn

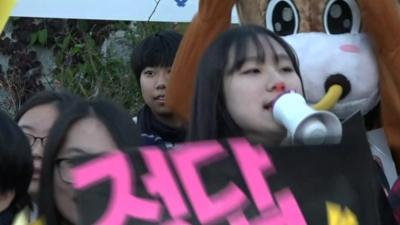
272;91;342;145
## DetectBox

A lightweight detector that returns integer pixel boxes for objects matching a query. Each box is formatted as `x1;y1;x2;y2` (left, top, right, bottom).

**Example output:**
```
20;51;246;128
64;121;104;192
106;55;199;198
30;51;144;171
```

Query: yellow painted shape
313;85;343;111
326;202;359;225
0;0;17;34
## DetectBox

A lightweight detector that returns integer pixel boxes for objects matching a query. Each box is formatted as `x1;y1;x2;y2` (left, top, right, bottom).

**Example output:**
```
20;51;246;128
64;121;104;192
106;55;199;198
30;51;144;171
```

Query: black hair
131;30;182;87
0;110;33;214
189;25;302;141
15;90;78;122
38;98;141;225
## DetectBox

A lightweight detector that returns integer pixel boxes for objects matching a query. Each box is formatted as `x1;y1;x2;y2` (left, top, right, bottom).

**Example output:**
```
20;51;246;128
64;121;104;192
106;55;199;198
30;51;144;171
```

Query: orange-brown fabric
236;0;267;27
166;0;235;122
359;0;400;169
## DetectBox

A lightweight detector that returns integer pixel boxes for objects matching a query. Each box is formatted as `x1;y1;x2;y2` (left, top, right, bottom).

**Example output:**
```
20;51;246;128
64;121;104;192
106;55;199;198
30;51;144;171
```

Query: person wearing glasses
15;91;77;223
37;99;141;225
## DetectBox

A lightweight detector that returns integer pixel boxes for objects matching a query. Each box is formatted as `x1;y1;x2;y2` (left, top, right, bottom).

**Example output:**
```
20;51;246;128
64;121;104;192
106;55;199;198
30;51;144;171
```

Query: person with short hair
131;30;186;150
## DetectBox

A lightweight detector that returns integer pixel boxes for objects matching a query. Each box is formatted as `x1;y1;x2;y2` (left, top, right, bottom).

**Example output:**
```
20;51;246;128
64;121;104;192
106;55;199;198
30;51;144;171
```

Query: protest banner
71;114;394;225
11;0;240;22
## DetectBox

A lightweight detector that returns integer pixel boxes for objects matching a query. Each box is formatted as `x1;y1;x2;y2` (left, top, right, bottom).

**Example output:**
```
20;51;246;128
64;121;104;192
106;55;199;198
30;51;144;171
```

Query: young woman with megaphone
188;25;342;147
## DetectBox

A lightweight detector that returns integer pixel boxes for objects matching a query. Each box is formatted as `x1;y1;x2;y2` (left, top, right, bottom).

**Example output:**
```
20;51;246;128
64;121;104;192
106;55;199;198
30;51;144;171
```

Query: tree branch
148;0;161;21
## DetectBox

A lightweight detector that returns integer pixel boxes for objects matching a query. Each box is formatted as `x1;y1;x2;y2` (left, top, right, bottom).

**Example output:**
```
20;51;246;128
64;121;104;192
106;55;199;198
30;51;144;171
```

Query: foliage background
0;18;187;116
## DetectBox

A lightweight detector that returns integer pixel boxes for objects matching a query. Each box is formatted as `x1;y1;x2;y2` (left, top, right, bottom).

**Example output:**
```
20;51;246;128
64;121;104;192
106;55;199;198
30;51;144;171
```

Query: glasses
25;133;47;147
56;158;73;184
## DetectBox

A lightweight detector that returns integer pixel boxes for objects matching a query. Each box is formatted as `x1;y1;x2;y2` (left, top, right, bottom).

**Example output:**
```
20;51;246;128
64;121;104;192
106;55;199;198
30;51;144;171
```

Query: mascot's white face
237;0;380;120
283;33;379;119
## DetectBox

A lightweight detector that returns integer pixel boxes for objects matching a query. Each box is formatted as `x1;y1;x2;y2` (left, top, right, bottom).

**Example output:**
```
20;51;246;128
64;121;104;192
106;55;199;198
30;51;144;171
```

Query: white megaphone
272;91;342;145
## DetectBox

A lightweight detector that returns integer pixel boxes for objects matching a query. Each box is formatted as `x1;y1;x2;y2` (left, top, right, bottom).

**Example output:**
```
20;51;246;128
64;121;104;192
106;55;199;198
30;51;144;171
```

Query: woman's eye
144;71;154;76
281;66;294;73
241;68;260;75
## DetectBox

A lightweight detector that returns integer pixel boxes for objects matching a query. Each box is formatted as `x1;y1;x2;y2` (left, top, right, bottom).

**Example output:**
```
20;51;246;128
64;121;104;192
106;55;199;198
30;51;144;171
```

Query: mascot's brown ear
236;0;267;27
359;0;400;170
166;0;235;122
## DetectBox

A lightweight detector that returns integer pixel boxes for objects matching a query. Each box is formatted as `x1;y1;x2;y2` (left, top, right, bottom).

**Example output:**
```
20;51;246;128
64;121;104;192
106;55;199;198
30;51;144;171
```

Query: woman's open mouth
263;102;273;111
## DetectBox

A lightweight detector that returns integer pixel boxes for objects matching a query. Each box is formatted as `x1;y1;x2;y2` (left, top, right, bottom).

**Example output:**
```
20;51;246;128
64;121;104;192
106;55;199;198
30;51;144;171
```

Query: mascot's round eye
266;0;300;36
323;0;361;34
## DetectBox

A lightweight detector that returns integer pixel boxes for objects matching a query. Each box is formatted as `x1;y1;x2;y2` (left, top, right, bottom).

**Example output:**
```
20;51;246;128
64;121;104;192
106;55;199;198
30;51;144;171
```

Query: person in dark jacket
131;30;186;150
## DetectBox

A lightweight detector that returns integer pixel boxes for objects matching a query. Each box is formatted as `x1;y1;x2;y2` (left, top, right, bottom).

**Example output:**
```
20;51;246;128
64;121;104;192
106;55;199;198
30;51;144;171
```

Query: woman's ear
236;0;268;27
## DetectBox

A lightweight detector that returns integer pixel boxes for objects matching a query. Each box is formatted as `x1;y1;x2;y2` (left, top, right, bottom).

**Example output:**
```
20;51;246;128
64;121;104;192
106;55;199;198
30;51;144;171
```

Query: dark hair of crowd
131;30;182;87
0;109;33;214
15;90;77;122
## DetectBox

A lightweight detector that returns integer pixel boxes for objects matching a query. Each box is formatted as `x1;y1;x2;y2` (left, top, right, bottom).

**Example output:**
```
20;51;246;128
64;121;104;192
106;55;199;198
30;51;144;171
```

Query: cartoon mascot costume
166;0;400;186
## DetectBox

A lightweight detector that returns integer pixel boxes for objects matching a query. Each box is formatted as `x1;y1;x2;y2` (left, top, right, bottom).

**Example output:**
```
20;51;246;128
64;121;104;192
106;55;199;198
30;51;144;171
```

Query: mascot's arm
359;0;400;168
166;0;235;122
